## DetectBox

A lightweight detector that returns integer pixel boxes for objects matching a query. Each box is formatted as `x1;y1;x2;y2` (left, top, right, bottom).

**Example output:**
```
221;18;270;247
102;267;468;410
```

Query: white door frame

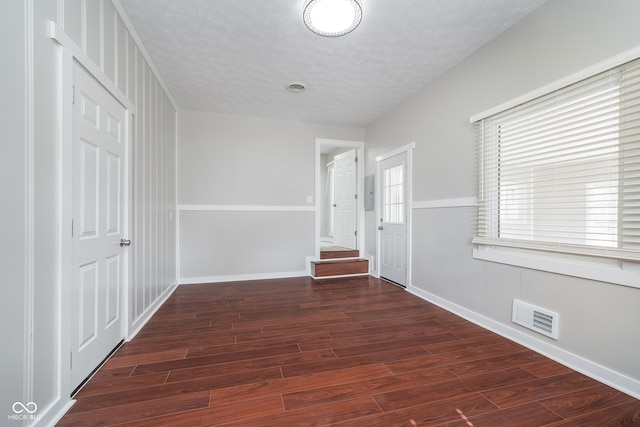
315;138;365;258
54;24;134;399
375;142;415;286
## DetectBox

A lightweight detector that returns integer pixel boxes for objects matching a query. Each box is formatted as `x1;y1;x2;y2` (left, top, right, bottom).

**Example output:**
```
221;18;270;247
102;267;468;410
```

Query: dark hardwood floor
58;276;640;426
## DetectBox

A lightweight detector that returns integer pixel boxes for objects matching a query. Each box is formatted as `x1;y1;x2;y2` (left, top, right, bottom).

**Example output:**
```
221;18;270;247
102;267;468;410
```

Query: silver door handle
378;226;384;230
120;239;131;247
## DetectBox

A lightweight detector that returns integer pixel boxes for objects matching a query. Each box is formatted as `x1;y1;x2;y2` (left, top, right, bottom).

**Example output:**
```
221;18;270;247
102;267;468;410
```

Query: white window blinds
473;57;640;261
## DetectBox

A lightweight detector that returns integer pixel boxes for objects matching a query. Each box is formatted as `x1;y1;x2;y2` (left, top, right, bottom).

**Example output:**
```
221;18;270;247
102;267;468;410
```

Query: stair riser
320;250;360;259
312;260;369;277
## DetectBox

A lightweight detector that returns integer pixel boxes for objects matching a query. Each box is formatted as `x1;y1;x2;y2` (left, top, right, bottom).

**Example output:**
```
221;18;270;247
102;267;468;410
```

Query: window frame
470;47;640;289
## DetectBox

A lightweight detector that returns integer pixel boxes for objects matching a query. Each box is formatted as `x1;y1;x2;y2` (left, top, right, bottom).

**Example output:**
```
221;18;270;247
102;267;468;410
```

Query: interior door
333;149;357;249
71;61;127;391
379;152;407;286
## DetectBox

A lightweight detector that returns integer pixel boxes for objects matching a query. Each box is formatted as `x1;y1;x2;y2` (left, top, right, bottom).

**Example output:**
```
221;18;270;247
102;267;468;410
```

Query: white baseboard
128;282;178;341
33;397;74;427
179;270;308;285
407;285;640;400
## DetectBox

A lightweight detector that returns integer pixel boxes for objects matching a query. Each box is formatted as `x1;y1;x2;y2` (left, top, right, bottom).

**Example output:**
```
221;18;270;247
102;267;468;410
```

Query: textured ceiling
119;0;547;127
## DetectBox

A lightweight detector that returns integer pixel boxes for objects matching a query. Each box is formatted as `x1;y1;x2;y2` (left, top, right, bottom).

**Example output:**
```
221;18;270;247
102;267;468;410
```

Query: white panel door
379;152;407;286
333;149;357;249
71;61;127;390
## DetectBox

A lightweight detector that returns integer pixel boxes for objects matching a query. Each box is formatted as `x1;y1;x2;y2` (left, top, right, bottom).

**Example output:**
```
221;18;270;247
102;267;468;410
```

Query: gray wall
365;0;640;391
177;110;364;281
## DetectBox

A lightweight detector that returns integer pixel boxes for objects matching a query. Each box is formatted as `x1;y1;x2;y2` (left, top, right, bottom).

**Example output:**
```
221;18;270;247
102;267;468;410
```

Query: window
473;57;640;263
383;164;404;224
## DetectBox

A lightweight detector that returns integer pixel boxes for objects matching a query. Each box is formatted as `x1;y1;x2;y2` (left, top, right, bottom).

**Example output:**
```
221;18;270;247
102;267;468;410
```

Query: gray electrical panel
364;174;374;211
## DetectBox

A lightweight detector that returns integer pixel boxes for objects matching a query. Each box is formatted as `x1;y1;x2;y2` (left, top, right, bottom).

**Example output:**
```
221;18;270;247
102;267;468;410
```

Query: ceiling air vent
512;299;558;339
287;82;306;93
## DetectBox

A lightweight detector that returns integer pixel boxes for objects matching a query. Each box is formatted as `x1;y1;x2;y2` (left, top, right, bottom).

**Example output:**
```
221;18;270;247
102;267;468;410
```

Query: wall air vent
512;299;558;339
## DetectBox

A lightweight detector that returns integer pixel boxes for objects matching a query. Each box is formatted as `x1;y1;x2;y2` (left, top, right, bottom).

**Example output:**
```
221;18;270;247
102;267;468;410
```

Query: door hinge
72;86;75;105
355;156;358;163
354;230;357;236
354;194;357;199
71;219;74;237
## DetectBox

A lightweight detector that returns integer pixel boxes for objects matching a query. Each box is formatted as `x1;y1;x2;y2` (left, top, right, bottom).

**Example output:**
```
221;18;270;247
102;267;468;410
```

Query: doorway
315;139;365;258
376;143;414;287
328;148;357;249
69;60;130;392
378;152;407;286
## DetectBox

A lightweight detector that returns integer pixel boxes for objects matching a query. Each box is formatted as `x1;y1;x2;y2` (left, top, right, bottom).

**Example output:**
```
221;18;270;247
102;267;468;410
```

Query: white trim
49;21;135;113
173;118;180;280
174;109;179;297
310;273;370;280
470;45;640;123
175;207;181;284
56;47;75;418
473;246;640;289
178;204;315;212
34;399;75;427
407;285;640;400
413;197;477;209
374;141;416;163
121;110;133;339
24;0;35;409
180;271;309;285
473;237;640;264
110;0;177;110
315;138;366;259
375;142;415;287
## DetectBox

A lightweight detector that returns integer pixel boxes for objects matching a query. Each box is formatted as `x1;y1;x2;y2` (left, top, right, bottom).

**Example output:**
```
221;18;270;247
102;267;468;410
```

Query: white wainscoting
40;3;178;424
52;5;178;337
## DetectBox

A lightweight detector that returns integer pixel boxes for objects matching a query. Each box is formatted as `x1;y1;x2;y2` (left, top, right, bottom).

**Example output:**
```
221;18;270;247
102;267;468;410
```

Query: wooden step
320;249;360;259
311;258;369;277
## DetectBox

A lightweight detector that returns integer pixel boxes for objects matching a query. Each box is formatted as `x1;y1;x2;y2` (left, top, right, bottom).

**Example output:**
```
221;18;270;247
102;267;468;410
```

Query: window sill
473;244;640;289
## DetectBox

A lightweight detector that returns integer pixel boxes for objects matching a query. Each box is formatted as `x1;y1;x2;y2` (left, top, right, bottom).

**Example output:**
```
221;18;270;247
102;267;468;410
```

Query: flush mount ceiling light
303;0;362;37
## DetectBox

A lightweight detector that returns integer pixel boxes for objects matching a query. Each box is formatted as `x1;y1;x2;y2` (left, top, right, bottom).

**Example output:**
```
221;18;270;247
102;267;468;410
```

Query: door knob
333;204;337;207
120;239;131;247
378;226;384;230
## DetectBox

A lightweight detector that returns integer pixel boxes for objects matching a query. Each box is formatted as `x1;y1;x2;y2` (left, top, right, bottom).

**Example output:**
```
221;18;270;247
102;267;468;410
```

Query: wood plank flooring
57;276;640;426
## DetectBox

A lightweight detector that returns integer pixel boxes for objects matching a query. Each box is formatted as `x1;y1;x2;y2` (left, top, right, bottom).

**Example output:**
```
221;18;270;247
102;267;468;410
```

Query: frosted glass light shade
303;0;362;37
